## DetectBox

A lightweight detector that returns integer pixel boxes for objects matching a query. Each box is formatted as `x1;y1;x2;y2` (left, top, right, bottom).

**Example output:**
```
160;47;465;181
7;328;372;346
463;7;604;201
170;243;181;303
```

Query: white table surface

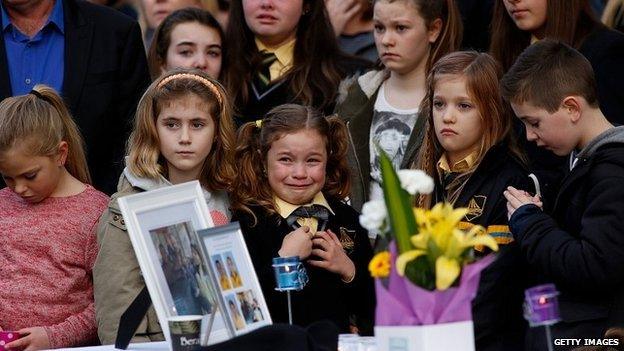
54;341;169;351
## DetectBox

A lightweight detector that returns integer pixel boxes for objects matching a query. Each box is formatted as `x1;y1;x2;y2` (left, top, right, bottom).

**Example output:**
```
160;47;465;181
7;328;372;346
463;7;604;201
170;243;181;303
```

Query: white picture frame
118;181;231;346
197;223;272;336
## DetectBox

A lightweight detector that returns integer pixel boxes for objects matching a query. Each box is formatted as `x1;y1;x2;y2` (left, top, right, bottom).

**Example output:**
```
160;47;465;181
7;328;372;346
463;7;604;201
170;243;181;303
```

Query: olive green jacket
335;70;427;211
93;174;165;345
93;169;230;345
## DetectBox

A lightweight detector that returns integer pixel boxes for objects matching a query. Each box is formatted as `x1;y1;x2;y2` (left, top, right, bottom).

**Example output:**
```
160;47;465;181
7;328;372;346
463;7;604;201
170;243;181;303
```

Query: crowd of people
1;0;624;350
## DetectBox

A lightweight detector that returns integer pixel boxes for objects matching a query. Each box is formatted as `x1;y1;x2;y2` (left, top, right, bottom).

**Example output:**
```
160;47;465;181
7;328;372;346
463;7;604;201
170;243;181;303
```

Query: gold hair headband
255;119;263;128
157;73;223;106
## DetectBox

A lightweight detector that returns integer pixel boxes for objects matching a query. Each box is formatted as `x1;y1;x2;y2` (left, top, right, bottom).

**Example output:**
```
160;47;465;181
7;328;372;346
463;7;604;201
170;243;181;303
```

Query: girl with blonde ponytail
0;85;109;350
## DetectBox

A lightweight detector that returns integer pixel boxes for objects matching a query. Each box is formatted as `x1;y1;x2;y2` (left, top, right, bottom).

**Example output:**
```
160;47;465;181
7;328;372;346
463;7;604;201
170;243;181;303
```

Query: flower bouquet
360;151;498;351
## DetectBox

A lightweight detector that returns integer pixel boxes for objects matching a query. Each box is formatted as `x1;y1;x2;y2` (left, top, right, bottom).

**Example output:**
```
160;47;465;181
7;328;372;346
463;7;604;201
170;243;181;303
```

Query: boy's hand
279;226;313;259
5;327;50;351
504;186;543;220
308;230;356;282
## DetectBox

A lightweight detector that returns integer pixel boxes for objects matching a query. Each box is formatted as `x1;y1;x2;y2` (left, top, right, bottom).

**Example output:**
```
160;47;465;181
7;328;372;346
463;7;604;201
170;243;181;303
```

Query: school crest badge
339;227;356;255
466;195;486;221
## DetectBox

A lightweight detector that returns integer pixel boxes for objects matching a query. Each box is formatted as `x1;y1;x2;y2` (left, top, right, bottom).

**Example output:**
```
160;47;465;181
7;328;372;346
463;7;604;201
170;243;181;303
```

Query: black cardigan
433;144;532;351
232;196;375;335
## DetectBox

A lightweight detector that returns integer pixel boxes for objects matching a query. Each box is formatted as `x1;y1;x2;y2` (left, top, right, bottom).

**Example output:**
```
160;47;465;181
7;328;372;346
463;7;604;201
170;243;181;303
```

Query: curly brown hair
128;68;236;191
231;104;351;225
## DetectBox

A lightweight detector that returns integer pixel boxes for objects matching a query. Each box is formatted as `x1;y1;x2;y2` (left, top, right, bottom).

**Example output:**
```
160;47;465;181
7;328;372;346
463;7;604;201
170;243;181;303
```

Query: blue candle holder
272;256;308;291
272;256;309;325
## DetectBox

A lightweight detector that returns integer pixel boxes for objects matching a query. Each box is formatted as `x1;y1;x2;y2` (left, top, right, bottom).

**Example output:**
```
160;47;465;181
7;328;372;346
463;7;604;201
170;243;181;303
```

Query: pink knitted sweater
0;185;108;348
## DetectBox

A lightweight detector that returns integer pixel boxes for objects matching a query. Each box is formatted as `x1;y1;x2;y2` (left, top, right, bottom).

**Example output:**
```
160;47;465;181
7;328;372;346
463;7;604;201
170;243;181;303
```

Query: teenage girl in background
490;0;624;123
335;0;462;214
223;0;371;126
148;7;225;80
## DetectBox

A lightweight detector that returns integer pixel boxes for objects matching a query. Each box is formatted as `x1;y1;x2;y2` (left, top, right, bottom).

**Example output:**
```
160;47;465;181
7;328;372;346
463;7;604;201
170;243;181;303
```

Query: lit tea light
272;256;309;325
523;284;561;351
272;256;308;291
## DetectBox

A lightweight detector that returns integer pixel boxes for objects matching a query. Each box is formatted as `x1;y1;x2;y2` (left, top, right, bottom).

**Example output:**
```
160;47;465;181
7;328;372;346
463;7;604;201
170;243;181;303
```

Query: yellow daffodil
396;249;426;276
436;256;461;290
395;203;499;290
409;230;429;250
448;225;498;258
369;150;500;291
369;251;392;278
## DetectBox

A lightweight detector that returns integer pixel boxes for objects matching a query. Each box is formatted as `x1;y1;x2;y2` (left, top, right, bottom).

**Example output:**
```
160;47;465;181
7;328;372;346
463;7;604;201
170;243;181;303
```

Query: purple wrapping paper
375;243;496;326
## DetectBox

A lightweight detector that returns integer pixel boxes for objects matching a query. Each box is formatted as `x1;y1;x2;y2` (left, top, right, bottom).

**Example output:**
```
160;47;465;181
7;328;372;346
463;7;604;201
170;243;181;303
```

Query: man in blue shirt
1;0;64;95
0;0;150;195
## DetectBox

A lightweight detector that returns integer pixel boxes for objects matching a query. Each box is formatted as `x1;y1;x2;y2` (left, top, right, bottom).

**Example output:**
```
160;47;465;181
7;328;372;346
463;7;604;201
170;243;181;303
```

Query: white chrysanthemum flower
359;200;388;233
397;169;434;195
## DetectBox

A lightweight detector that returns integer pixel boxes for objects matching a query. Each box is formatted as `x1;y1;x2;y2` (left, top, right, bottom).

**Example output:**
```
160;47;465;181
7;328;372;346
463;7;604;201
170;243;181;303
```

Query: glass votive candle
357;336;378;351
523;283;561;327
272;256;307;291
338;334;359;351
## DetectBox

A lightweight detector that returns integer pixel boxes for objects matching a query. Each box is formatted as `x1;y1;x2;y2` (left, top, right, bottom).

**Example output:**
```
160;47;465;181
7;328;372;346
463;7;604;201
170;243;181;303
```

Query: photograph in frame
197;222;272;336
118;180;232;345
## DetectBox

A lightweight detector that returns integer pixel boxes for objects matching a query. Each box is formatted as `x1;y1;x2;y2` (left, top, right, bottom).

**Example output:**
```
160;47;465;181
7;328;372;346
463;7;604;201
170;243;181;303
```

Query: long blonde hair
127;68;236;191
415;51;522;207
0;85;91;184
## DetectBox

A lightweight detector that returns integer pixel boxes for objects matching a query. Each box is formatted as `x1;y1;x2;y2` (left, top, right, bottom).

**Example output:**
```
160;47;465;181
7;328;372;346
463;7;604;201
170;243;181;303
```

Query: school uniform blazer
334;69;427;212
509;143;624;351
231;197;375;335
432;144;531;351
0;0;150;194
234;56;371;127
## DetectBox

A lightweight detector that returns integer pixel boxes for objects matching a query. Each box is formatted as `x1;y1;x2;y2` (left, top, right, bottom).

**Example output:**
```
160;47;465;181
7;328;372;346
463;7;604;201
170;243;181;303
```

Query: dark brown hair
374;0;463;72
500;39;599;113
223;0;352;114
415;51;523;206
490;0;600;72
147;8;225;80
231;104;351;224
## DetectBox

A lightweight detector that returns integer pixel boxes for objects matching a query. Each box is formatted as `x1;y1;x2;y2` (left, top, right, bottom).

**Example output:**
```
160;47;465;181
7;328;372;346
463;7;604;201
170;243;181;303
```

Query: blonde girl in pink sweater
0;85;109;350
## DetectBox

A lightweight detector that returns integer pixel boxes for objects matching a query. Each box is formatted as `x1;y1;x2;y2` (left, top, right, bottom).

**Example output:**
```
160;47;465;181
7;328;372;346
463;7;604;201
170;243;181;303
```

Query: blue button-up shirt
1;0;64;96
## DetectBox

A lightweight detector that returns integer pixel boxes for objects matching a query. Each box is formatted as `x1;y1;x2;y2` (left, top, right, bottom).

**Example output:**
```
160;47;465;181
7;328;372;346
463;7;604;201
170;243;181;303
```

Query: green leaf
404;255;435;291
378;148;418;254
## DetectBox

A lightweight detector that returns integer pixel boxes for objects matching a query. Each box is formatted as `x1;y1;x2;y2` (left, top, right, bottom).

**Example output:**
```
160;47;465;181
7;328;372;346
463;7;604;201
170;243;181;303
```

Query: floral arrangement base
375;321;475;351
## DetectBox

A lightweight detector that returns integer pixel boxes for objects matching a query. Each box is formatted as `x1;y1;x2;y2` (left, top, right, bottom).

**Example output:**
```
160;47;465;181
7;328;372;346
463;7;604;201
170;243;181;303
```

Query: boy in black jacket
501;39;624;351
